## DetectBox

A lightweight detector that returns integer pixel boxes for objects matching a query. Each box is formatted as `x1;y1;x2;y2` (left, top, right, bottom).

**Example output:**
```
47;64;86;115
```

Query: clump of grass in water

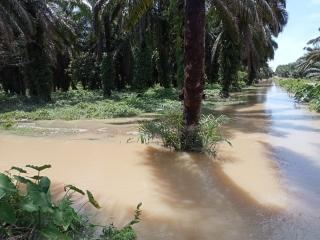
139;108;230;155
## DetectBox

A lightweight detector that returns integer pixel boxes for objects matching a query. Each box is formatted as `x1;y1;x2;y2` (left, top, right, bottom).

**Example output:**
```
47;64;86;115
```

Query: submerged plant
139;109;229;154
0;164;141;240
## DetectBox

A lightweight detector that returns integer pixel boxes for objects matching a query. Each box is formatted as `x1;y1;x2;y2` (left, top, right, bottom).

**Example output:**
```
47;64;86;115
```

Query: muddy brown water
0;83;320;239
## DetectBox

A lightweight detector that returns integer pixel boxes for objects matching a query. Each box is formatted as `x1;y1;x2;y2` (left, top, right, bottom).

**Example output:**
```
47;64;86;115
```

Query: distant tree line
275;28;320;80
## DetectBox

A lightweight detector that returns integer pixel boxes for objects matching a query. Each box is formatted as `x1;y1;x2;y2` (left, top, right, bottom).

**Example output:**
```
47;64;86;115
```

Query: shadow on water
261;143;320;239
135;146;285;240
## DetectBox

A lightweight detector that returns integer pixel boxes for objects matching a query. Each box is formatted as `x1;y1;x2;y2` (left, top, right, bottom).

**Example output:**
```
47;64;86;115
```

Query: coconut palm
297;32;320;80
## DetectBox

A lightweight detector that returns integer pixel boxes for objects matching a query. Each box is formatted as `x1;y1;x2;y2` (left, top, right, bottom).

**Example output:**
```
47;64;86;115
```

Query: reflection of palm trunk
182;0;205;151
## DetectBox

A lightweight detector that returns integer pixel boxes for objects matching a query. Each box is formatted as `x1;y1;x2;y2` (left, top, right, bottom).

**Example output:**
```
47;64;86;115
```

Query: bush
0;165;141;240
232;71;247;90
139;109;229;154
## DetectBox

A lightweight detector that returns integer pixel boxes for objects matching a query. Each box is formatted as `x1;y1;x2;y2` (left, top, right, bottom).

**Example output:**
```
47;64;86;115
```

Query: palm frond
125;0;154;31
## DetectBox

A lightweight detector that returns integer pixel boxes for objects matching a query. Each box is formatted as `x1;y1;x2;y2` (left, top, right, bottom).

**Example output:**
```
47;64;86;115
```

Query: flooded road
0;83;320;239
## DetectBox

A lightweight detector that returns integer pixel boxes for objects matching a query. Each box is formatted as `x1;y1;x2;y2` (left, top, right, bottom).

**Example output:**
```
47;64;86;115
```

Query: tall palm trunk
156;0;170;88
181;0;205;151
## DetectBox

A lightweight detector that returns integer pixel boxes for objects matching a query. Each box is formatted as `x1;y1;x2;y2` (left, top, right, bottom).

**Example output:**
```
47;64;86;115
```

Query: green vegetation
274;29;320;112
0;84;247;126
0;0;285;100
0;86;179;122
139;109;229;154
0;164;141;240
277;79;320;112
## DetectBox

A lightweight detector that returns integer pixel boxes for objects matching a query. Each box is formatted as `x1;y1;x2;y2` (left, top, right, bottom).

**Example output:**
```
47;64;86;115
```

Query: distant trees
275;29;320;80
275;63;297;78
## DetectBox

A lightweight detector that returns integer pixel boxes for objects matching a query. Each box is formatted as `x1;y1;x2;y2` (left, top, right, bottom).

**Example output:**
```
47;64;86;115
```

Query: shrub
232;71;247;91
0;165;141;240
139;109;229;154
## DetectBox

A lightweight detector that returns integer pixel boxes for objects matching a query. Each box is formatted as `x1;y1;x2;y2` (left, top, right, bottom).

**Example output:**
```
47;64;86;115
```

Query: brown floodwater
0;83;320;239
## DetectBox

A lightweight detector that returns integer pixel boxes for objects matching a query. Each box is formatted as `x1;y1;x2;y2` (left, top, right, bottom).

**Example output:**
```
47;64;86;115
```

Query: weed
0;165;141;240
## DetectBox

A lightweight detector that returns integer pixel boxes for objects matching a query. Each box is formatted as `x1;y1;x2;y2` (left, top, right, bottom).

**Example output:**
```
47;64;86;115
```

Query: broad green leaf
20;198;38;212
53;200;77;231
0;173;16;193
0;202;16;224
10;166;27;174
26;183;53;213
26;164;52;172
40;226;72;240
64;185;85;195
86;190;101;209
39;177;51;193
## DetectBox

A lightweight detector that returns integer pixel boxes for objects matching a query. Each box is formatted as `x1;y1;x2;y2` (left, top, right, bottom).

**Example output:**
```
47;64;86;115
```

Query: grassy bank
0;86;180;122
0;84;247;125
277;78;320;112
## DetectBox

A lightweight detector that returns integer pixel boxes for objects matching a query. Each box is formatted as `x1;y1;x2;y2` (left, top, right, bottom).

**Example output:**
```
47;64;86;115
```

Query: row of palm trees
0;0;287;95
0;0;288;149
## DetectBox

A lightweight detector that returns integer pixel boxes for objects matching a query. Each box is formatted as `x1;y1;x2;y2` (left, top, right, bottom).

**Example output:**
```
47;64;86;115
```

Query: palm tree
0;0;76;100
297;31;320;79
127;0;287;149
181;0;206;151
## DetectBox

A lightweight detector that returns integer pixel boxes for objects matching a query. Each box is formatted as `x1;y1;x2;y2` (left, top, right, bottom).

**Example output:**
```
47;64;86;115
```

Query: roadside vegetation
275;29;320;112
277;79;320;112
0;164;141;240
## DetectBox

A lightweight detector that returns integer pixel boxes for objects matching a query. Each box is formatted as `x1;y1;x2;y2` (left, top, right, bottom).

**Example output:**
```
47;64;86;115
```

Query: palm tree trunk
156;0;170;88
181;0;205;151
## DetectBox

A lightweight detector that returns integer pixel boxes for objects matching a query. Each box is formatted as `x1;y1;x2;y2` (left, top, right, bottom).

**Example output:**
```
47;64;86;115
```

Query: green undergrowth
0;164;141;240
0;84;247;128
277;78;320;112
0;85;179;122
